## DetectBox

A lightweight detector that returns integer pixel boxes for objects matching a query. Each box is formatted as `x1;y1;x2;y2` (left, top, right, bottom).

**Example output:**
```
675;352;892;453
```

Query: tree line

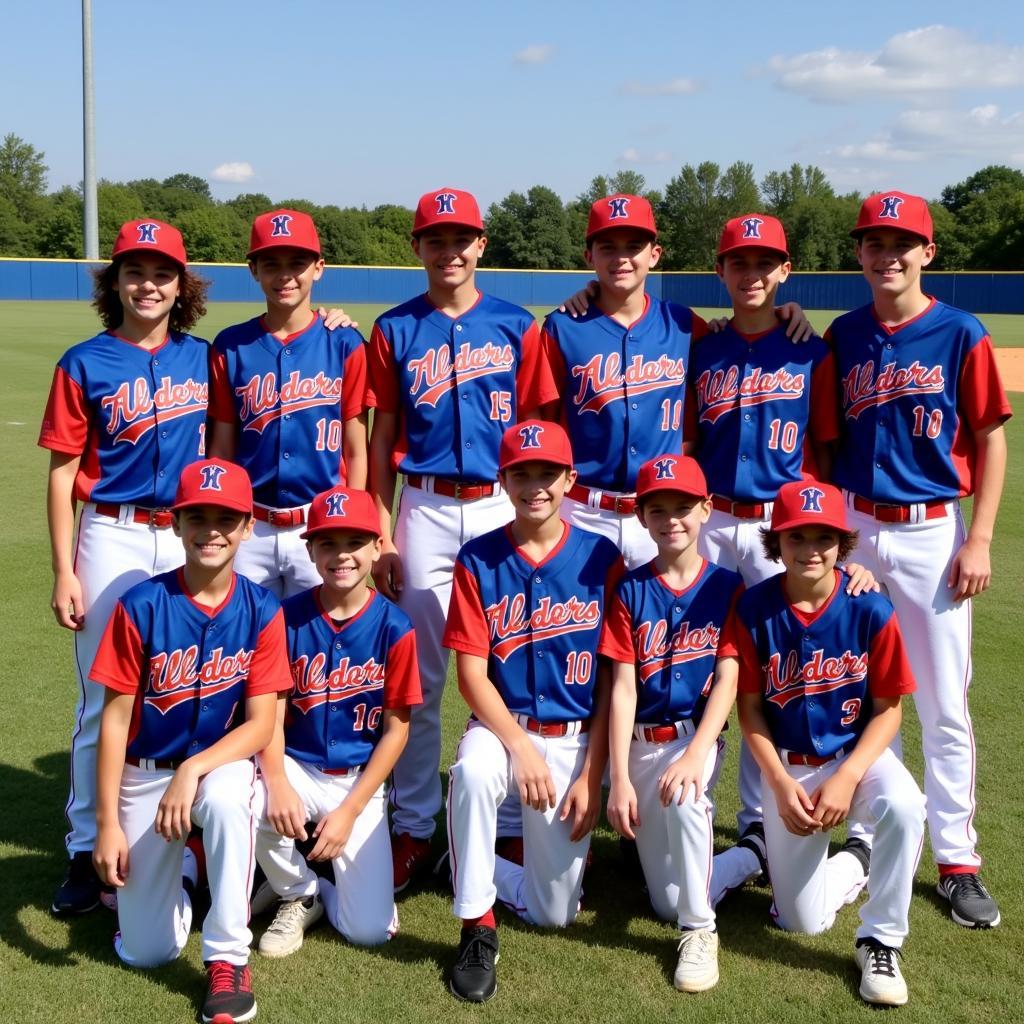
2;133;1023;272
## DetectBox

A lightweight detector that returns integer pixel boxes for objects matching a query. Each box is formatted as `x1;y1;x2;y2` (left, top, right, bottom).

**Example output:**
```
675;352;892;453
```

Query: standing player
685;214;840;872
254;486;421;956
40;219;210;915
733;480;926;1006
829;192;1010;928
443;421;623;1002
601;455;743;993
208;209;368;598
91;458;293;1024
367;188;550;887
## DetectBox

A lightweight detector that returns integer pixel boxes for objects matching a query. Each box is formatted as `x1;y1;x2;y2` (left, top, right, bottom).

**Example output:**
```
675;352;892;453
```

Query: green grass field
1;301;1022;1024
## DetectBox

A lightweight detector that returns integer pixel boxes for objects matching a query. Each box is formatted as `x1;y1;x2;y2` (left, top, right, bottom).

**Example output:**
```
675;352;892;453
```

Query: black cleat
450;925;500;1003
51;851;101;916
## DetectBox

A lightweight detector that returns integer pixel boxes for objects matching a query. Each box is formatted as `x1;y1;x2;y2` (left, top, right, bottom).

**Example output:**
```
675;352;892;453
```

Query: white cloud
620;77;698;97
618;148;672;164
210;162;255;184
513;44;554;65
767;26;1024;103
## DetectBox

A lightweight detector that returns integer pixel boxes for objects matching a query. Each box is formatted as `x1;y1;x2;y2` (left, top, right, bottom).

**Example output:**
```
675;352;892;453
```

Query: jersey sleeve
366;323;399;413
809;349;841;445
597;591;637;664
866;614;917;698
728;613;763;695
89;602;144;694
38;365;91;454
341;333;370;421
518;320;559;413
690;313;709;341
246;608;294;696
536;324;569;407
443;559;491;658
383;629;423;709
683;367;700;445
207;347;238;424
959;336;1012;432
715;584;745;658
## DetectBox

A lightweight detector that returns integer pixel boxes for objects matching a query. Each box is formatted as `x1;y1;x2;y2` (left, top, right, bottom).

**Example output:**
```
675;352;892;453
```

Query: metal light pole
82;0;99;259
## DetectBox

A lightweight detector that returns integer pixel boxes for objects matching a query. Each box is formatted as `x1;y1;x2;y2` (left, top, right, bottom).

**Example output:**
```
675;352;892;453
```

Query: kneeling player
733;480;925;1007
255;486;421;955
92;460;293;1024
442;421;624;1002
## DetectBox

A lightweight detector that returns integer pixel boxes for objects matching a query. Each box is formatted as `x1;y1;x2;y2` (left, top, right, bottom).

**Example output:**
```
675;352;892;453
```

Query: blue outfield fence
2;258;1023;314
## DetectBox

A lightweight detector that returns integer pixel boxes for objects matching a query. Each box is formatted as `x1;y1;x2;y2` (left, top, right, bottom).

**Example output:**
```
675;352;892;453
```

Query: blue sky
6;1;1024;209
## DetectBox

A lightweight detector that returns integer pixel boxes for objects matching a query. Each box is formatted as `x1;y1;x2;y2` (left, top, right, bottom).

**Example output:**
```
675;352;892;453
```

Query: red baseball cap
112;219;187;270
172;459;253;515
247;209;322;259
851;191;933;244
499;420;574;471
301;487;381;540
586;194;657;242
718;214;789;258
636;455;708;500
412;188;484;236
770;480;848;533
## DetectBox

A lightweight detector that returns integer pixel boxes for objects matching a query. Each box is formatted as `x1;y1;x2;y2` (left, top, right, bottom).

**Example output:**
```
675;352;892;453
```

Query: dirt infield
996;349;1024;392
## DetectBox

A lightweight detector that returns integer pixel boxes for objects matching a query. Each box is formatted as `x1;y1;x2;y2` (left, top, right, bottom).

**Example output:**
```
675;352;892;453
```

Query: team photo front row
39;187;1009;1024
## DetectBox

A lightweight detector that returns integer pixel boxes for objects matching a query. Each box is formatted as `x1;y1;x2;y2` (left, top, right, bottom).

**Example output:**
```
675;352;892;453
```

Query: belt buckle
149;508;172;529
613;494;634;514
453;482;463;500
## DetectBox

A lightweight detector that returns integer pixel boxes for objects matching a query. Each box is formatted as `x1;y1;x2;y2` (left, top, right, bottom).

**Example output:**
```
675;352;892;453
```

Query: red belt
94;503;174;529
638;723;685;743
126;755;182;771
405;475;500;501
852;494;948;524
253;505;306;527
786;750;842;767
521;717;590;738
320;763;364;777
711;495;767;519
568;483;637;516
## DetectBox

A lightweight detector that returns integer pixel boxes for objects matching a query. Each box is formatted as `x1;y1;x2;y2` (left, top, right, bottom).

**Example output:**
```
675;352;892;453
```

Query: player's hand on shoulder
842;562;880;596
771;774;820;836
558;280;600;318
51;570;85;630
372;545;403;600
560;770;601;842
154;764;201;841
318;306;358;330
308;802;357;861
948;536;993;601
658;748;705;807
510;736;557;812
264;776;308;840
94;823;130;887
606;778;640;840
705;316;730;334
776;302;814;342
810;766;857;831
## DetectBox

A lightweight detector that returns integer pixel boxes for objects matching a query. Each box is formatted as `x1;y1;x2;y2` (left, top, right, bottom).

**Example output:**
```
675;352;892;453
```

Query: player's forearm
96;692;132;827
737;693;788;788
185;693;280;778
206;419;237;461
256;699;289;783
369;415;399;540
966;423;1007;544
811;440;835;482
688;658;737;759
608;663;638;784
837;698;902;786
342;711;410;816
343;413;369;490
46;453;80;574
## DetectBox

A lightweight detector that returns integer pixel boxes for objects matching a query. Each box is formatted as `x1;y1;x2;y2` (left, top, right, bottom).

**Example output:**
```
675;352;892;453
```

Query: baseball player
367;188;551;888
208;209;368;598
684;213;840;884
828;192;1010;928
601;454;743;993
443;420;624;1002
91;458;293;1024
254;486;422;956
39;219;210;915
733;479;926;1007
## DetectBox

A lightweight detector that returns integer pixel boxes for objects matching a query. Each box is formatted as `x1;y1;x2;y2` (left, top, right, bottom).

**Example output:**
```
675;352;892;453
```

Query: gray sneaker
936;873;1000;929
258;892;324;958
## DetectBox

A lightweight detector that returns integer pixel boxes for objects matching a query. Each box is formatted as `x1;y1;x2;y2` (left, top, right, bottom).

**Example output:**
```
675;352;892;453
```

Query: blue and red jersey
828;299;1011;503
91;570;292;762
208;314;368;508
538;297;706;492
730;571;915;758
685;324;839;501
281;588;422;772
38;331;208;506
367;292;548;481
444;524;624;722
600;560;742;724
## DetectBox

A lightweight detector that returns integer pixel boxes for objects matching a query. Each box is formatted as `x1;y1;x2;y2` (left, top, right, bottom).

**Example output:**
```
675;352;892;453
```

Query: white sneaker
673;928;719;993
258;892;324;958
855;938;908;1006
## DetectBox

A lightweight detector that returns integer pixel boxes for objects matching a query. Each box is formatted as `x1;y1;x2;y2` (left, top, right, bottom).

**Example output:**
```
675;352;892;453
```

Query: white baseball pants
233;513;321;599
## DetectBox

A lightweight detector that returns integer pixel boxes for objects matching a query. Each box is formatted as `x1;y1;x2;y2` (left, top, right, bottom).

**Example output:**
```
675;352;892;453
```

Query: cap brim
300;523;382;541
770;513;849;533
499;454;573;471
412;220;484;238
114;246;186;271
246;243;321;260
171;497;253;514
849;226;930;243
639;484;709;501
717;243;788;259
586;227;657;243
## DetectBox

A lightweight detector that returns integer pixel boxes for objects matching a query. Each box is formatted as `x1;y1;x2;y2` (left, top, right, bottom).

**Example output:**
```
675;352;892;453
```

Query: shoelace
863;943;900;979
207;962;239;995
677;930;714;964
461;930;497;970
266;898;314;936
950;874;991;899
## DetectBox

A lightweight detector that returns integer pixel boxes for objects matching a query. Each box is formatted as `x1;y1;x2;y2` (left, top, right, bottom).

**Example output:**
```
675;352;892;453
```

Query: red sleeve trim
867;615;917;698
959;337;1012;432
90;602;144;694
809;350;841;444
730;613;763;694
207;349;238;424
38;366;91;453
519;323;560;413
715;584;745;658
366;323;399;413
443;562;491;657
246;609;294;696
597;592;637;664
383;629;423;709
341;339;370;421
